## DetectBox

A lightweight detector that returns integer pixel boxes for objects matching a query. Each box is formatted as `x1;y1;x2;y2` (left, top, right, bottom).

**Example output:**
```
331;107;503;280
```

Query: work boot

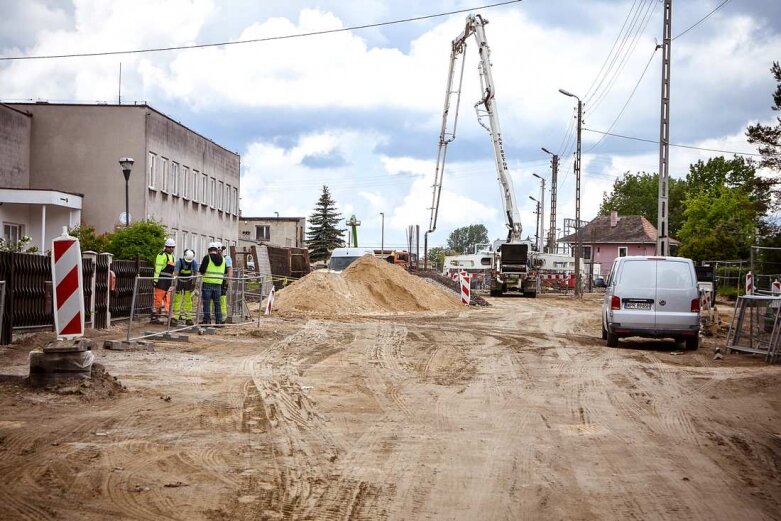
170;318;179;327
150;314;161;324
185;319;194;326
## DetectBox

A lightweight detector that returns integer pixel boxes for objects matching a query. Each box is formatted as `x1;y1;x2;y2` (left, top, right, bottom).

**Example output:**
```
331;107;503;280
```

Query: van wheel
606;330;619;348
685;335;699;351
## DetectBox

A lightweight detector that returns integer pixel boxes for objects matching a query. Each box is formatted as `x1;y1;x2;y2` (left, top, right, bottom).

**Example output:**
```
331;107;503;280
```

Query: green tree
107;220;168;263
426;246;457;271
69;225;112;253
677;187;757;261
746;61;781;172
599;172;688;237
686;155;773;214
306;186;346;261
447;224;489;254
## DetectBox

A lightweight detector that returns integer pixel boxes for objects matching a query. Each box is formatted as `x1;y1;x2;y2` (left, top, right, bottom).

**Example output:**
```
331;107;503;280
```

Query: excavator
425;13;539;297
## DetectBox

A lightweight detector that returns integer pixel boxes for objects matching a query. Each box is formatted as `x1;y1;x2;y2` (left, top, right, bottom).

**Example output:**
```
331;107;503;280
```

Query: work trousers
153;287;172;316
172;290;194;320
201;283;222;324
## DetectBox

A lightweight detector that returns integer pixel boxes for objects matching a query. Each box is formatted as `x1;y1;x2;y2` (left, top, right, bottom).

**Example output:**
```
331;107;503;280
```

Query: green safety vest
203;257;227;284
177;259;195;291
154;251;175;281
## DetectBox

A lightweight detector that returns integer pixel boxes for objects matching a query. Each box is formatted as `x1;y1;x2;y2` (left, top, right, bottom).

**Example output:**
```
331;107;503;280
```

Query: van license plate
624;302;651;310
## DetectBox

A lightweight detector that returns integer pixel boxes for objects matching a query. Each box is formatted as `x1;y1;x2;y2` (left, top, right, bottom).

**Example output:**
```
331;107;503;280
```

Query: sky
0;0;779;251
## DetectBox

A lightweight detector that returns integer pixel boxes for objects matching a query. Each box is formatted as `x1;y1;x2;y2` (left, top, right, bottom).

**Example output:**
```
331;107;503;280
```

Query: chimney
610;211;618;228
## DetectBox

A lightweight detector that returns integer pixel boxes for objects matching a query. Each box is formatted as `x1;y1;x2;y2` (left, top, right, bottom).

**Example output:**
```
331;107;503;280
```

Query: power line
0;0;523;61
673;0;733;41
585;46;658;153
584;128;774;157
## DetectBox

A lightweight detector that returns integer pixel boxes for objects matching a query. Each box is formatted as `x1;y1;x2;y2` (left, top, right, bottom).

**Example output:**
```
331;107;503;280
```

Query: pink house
559;211;679;277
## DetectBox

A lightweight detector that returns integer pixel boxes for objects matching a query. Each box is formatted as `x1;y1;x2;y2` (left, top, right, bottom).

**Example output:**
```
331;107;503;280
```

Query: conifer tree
746;61;781;172
307;186;346;261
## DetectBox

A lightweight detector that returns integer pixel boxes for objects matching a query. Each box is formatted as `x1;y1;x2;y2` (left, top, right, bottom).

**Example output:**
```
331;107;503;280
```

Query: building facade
0;104;83;251
559;211;679;277
5;103;239;257
238;217;306;249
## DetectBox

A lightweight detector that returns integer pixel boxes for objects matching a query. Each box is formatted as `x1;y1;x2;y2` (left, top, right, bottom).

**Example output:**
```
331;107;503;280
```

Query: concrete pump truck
425;13;539;297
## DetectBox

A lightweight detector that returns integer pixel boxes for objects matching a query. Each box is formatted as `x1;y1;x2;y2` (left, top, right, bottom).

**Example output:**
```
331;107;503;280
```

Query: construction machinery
426;13;539;297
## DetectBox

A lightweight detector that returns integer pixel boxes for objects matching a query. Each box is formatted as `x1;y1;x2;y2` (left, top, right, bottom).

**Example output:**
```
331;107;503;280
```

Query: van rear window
656;262;693;289
619;261;656;289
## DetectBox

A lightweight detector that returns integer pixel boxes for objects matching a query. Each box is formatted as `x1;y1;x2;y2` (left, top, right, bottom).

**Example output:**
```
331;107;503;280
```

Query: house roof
558;215;679;245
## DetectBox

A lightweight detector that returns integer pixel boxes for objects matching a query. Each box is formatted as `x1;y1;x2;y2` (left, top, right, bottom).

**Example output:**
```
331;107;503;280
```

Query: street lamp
559;88;583;297
529;196;540;251
380;212;385;254
118;157;134;228
532;173;545;253
541;147;559;254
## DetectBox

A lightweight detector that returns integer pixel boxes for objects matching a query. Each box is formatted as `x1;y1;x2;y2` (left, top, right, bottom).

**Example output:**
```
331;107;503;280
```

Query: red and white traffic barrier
772;278;781;296
745;271;754;295
51;229;85;339
264;286;276;316
459;272;471;306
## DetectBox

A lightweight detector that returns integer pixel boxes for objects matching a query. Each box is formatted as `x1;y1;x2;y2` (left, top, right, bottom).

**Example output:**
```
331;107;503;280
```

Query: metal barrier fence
0;281;5;340
727;294;781;363
126;273;271;341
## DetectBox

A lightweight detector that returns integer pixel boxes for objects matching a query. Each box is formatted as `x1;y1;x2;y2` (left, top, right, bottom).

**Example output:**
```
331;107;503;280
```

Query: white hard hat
183;249;195;262
215;241;223;249
164;238;176;247
208;241;219;250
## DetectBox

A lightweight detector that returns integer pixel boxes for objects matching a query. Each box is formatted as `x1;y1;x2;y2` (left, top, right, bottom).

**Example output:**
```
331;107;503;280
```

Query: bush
69;225;111;253
108;220;168;263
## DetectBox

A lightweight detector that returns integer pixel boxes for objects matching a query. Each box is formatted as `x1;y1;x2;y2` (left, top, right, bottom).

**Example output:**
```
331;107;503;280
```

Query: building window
582;245;592;259
171;162;179;196
222;183;231;213
3;223;23;247
618;246;628;257
182;230;189;251
255;225;270;242
182;166;189;199
148;152;157;189
233;187;239;215
192;169;199;202
217;181;224;210
201;173;208;205
160;157;169;193
210;178;217;208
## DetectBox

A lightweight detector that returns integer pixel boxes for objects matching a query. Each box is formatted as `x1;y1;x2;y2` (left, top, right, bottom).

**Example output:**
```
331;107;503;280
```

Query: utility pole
541;148;558;254
532;173;545;253
559;89;583;297
529;196;540;250
657;0;672;256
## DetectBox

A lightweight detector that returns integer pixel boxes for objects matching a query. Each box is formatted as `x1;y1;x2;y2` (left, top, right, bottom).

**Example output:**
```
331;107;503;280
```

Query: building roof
240;216;305;222
559;215;679;245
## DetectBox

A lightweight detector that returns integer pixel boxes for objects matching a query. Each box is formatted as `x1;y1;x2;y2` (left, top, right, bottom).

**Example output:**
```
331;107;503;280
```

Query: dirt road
0;295;779;520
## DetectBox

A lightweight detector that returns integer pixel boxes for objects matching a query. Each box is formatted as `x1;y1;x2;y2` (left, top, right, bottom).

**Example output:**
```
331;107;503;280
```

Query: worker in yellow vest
198;242;226;325
171;249;198;326
217;242;234;324
151;238;176;324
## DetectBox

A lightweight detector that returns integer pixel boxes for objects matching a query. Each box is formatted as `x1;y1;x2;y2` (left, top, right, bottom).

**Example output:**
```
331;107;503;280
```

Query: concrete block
103;340;156;352
43;338;96;354
29;349;95;386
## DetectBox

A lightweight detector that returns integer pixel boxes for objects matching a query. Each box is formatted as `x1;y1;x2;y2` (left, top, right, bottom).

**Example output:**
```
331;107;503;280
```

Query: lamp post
532;173;545;253
380;212;385;254
541;147;558;254
558;88;582;297
529;196;540;251
118;157;134;228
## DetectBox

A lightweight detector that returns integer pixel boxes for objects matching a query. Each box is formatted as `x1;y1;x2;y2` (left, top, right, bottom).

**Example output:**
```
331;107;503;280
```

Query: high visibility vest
178;260;194;277
203;257;226;284
177;260;195;291
154;251;175;281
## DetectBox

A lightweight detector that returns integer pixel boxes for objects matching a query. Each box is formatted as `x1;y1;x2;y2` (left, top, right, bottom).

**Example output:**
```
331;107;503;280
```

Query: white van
602;256;701;349
328;247;375;272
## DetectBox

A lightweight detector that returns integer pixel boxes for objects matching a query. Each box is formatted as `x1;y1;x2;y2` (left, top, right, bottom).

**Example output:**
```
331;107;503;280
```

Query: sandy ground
0;294;779;520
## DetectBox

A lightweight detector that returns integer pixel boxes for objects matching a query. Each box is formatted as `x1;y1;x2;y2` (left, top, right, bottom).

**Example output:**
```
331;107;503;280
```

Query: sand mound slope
273;255;462;315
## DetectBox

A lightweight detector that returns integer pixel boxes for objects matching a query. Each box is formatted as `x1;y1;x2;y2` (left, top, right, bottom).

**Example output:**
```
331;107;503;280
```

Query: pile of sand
273;255;462;315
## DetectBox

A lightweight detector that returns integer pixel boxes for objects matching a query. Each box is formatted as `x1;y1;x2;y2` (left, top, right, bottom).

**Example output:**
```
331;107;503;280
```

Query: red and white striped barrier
459;272;471;306
450;272;459;282
264;286;276;316
773;279;781;296
51;230;85;339
745;271;754;295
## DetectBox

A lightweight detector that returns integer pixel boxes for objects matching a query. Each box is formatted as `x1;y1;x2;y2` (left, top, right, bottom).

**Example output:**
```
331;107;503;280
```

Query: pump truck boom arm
427;14;522;243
